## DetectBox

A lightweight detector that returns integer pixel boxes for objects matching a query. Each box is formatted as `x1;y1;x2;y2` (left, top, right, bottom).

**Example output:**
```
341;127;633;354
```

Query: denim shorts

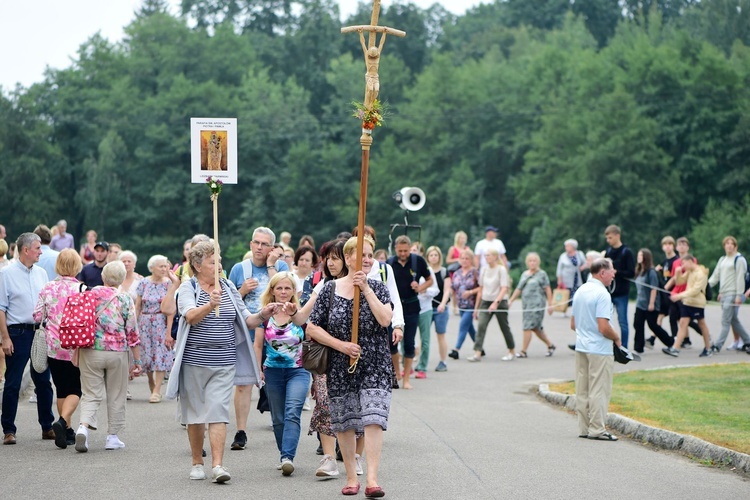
432;307;449;334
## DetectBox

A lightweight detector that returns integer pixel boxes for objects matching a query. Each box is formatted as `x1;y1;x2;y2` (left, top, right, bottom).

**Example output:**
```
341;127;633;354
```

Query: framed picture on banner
190;118;238;184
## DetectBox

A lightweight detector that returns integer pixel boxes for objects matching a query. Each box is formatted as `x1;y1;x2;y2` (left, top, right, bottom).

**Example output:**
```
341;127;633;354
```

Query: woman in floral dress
448;249;479;360
509;252;555;358
136;255;175;402
307;236;393;497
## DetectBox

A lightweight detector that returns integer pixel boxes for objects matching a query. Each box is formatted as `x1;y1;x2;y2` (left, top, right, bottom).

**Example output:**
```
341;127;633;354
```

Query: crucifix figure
360;29;386;110
342;0;406;113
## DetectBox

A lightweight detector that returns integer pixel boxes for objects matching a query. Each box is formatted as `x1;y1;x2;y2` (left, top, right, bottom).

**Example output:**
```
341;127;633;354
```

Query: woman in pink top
74;261;142;453
33;249;85;449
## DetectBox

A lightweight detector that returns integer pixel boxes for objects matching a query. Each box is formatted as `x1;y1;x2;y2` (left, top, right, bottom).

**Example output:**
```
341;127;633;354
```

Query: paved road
4;303;750;499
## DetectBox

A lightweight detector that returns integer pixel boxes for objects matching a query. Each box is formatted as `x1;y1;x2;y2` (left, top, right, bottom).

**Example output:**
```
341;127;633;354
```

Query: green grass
549;363;750;454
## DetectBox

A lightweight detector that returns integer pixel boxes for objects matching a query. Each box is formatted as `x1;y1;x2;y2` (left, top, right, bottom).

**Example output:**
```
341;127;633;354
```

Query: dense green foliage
1;0;749;275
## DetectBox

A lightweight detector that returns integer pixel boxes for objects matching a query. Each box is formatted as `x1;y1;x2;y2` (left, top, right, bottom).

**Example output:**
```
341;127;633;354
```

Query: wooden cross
341;0;405;370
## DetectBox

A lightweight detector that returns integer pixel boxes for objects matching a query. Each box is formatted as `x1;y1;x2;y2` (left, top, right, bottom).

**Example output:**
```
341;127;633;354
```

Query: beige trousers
78;349;129;435
575;351;614;437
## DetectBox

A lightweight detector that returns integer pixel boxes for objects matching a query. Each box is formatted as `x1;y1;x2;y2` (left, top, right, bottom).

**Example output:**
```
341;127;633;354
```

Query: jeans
611;295;629;348
474;300;514;352
263;367;311;461
401;313;419;359
415;310;433;372
633;308;672;351
454;310;476;350
713;295;750;350
2;326;55;435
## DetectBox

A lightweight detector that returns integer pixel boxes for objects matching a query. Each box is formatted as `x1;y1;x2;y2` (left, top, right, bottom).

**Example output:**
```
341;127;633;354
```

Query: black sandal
588;432;618;441
516;351;528;358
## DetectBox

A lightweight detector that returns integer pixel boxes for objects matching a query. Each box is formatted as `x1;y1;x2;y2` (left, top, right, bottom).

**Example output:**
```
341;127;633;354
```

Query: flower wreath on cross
207;176;223;200
352;99;385;130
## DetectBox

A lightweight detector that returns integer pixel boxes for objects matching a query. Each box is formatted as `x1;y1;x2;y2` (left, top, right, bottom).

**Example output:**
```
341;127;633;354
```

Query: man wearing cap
474;226;509;271
77;241;109;288
570;258;621;441
0;233;55;444
50;219;75;251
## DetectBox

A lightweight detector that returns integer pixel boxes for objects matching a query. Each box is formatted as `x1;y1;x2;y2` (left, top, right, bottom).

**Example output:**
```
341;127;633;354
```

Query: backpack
734;255;750;294
378;262;388;283
171;278;197;340
59;286;117;348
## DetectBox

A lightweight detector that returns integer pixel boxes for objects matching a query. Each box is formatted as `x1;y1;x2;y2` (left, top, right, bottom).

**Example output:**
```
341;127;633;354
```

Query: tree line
1;0;749;274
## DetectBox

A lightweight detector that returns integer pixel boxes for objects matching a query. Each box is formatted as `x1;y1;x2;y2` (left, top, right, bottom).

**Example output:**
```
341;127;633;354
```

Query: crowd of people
1;220;749;493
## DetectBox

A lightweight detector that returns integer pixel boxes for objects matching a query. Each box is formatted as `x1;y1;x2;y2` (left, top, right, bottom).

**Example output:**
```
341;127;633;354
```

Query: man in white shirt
474;226;508;270
0;233;55;445
570;258;620;441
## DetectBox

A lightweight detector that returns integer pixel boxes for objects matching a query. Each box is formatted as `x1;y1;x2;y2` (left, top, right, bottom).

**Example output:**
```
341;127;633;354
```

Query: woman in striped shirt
166;241;276;484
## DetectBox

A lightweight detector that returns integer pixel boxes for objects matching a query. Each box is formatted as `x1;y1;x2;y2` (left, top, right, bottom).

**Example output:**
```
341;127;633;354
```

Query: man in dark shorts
664;237;702;347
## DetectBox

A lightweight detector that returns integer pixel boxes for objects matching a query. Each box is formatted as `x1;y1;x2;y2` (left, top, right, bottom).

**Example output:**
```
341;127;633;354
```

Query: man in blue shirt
571;258;620;442
227;227;288;450
0;233;55;445
34;224;59;281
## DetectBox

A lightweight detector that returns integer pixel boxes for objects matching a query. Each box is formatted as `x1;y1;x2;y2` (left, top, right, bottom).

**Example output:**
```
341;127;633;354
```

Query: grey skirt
178;364;235;425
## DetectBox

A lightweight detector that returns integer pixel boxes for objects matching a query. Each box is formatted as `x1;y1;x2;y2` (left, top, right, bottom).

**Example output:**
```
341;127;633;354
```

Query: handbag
552;288;571;313
302;281;336;375
31;324;49;373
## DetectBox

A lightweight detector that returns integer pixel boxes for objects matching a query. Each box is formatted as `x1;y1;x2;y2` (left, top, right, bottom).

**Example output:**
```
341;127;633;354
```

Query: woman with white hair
556;239;587;298
118;250;143;301
75;261;142;452
135;254;175;403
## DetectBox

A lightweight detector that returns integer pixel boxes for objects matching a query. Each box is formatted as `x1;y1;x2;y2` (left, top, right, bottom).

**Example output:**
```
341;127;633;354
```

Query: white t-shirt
572;278;614;356
480;265;510;302
474;238;507;270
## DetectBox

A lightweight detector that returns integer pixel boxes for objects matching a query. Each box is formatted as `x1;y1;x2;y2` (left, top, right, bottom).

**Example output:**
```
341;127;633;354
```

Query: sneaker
681;339;693;348
481;350;486;357
467;355;481;362
105;434;125;450
501;354;515;361
727;340;741;351
29;394;37;403
546;345;556;357
646;337;655;349
190;465;206;480
316;454;340;477
276;462;283;470
52;417;68;449
355;454;364;475
415;371;427;379
126;390;132;401
699;348;713;358
316;443;324;455
448;350;459;360
435;361;448;372
303;397;311;411
662;347;679;357
567;344;576;351
710;345;720;353
75;426;89;453
281;458;295;476
66;428;76;446
231;430;247;450
212;465;231;483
